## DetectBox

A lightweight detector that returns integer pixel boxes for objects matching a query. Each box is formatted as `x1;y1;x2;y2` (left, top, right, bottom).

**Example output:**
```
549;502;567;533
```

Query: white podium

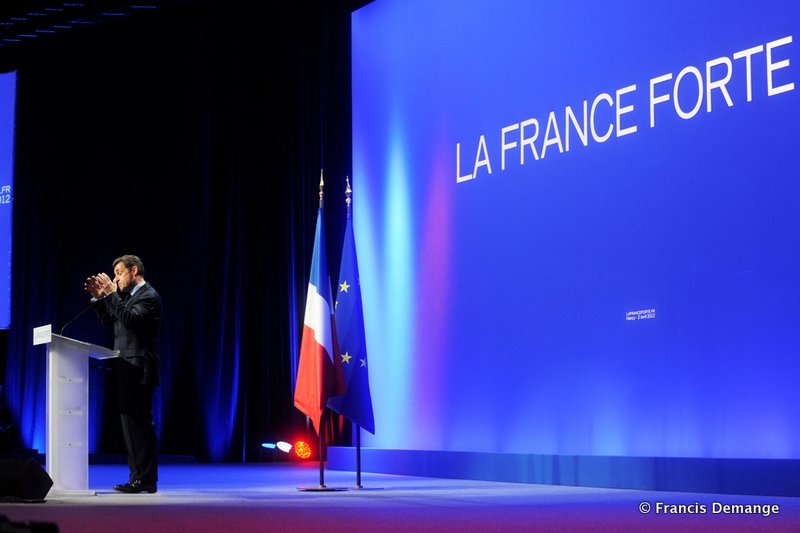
33;325;119;496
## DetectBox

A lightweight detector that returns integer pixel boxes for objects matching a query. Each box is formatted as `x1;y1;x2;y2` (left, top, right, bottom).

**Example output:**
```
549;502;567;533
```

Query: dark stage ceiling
0;0;373;65
0;1;168;54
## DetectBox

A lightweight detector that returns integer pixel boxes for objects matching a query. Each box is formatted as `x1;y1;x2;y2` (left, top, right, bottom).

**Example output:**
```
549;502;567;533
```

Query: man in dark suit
85;254;162;494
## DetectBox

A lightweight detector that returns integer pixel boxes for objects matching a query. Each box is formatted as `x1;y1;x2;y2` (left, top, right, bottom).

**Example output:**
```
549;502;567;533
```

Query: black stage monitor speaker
0;458;53;502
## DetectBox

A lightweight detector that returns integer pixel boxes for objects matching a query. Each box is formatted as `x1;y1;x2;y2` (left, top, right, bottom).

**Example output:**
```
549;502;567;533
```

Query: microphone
60;302;95;336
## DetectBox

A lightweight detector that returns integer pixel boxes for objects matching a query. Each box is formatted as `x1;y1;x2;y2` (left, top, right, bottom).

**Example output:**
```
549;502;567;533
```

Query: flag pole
319;168;324;208
345;178;365;491
317;170;327;489
355;424;363;489
319;409;326;488
337;176;374;490
300;410;345;490
297;171;347;492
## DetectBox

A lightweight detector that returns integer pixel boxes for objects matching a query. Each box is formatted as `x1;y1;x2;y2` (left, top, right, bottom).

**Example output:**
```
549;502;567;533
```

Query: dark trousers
115;363;158;484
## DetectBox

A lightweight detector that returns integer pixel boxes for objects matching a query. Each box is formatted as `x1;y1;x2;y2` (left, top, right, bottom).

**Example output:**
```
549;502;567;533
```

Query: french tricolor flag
294;204;346;435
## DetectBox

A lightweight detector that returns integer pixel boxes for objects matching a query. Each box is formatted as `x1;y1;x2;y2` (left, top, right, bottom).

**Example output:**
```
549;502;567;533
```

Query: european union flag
327;184;375;434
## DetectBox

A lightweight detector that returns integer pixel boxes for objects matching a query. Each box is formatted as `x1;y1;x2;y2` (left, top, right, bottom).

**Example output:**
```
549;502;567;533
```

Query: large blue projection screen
0;71;15;330
352;1;800;459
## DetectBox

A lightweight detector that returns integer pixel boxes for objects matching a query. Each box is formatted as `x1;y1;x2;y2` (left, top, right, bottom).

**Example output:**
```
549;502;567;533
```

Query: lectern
33;325;118;496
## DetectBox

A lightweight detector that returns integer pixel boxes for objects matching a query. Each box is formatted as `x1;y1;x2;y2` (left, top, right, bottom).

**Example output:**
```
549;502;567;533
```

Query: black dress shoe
113;480;157;494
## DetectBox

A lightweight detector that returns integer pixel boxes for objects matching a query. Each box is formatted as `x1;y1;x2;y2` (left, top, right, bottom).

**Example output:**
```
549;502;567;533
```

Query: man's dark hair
113;254;145;277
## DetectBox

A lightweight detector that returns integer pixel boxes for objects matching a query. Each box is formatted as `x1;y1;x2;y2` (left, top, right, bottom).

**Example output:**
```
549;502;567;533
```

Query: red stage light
294;440;312;459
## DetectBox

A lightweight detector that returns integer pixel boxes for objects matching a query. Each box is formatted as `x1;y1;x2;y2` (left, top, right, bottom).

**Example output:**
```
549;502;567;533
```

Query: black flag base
297;485;348;492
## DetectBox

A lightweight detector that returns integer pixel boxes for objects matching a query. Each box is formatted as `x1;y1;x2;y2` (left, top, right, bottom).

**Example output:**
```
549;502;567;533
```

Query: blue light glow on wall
352;0;800;458
0;71;16;330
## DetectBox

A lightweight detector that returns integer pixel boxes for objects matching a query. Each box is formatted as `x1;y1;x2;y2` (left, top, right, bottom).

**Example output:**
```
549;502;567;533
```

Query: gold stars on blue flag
327;183;375;434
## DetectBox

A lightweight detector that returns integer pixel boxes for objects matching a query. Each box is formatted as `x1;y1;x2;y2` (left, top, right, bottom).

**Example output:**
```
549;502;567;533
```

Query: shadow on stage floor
1;462;799;532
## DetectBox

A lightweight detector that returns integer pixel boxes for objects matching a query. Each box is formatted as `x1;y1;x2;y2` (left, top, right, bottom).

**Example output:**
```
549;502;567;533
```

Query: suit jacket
93;282;162;385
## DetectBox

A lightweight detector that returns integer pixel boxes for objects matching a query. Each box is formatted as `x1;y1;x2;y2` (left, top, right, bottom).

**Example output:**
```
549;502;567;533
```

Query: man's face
113;263;136;293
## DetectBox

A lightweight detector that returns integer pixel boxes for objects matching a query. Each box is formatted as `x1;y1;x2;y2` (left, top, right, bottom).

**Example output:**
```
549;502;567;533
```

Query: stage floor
1;462;798;532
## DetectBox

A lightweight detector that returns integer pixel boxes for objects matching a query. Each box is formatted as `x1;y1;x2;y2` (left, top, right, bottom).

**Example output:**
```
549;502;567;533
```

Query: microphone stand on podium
33;324;119;496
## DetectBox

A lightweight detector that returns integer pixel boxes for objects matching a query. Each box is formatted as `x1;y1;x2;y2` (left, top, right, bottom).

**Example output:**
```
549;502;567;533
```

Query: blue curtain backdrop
0;0;359;462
